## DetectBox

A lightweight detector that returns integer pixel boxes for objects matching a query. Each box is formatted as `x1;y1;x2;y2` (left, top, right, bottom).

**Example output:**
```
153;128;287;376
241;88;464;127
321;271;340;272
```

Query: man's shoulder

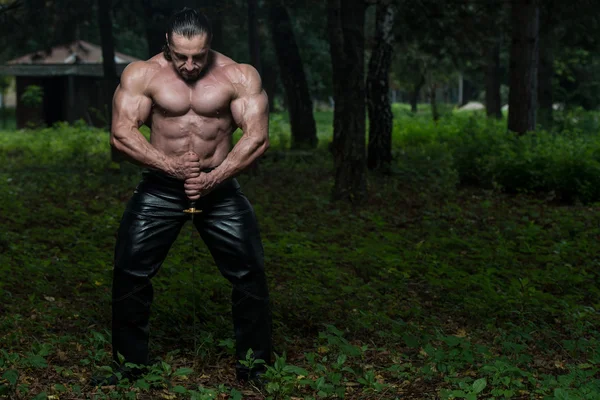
213;59;260;93
120;58;164;89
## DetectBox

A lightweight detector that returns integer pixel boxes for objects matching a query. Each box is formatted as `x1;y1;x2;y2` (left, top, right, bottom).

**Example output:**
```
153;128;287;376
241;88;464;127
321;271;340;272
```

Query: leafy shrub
20;85;44;107
485;132;600;202
392;111;600;203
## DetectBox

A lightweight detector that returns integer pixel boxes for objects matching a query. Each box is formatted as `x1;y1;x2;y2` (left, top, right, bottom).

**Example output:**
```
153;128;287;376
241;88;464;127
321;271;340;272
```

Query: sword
183;199;201;368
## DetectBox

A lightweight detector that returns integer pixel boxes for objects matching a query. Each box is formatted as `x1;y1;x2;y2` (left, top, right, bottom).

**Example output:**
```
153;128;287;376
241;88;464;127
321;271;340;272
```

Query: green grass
0;108;16;130
0;110;599;399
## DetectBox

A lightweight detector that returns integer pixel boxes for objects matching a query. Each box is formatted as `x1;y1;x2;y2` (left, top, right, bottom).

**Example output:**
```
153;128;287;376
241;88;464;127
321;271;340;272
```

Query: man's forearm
111;128;171;173
211;134;269;182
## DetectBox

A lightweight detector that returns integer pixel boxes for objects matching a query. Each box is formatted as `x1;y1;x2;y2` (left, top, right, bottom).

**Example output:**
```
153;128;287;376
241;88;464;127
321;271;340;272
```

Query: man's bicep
229;64;269;134
230;89;269;136
112;65;153;132
112;85;152;132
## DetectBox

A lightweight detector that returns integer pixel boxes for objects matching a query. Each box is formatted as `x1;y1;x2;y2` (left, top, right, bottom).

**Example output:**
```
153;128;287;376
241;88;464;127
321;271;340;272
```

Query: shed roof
0;40;141;77
8;40;140;65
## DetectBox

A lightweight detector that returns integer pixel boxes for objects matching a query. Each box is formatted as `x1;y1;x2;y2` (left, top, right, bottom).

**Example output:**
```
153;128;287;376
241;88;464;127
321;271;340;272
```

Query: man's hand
168;152;201;180
184;172;220;200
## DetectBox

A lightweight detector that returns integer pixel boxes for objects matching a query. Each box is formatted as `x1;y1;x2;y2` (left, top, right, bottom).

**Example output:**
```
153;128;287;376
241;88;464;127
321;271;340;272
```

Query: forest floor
1;121;599;399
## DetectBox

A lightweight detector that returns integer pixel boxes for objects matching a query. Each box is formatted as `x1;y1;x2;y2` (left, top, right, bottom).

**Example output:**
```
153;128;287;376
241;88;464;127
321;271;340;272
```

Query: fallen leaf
57;350;67;361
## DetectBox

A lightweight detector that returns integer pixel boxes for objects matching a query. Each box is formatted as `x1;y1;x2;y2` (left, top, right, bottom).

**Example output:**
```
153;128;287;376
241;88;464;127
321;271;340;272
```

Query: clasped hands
169;151;219;201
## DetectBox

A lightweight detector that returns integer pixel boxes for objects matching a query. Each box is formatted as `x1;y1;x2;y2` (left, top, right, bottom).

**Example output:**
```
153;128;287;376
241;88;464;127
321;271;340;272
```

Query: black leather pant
111;169;272;376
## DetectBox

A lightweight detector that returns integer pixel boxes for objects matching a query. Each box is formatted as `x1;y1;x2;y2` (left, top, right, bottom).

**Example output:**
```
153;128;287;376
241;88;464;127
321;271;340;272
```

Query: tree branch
0;0;21;15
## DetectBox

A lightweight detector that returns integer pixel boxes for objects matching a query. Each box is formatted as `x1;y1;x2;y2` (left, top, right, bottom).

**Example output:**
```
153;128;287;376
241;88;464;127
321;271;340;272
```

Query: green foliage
20;84;43;108
392;109;600;203
0;76;11;92
0;113;599;398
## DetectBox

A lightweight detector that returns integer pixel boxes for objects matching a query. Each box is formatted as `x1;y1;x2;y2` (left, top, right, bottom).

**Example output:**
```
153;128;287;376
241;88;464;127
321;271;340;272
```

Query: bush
392;110;600;203
486;132;600;202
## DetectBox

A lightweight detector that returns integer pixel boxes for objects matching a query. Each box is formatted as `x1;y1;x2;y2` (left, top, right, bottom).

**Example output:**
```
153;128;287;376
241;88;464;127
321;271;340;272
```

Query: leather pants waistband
137;168;240;203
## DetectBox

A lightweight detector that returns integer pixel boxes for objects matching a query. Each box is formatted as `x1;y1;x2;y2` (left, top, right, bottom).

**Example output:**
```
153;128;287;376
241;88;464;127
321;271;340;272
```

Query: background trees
1;0;600;203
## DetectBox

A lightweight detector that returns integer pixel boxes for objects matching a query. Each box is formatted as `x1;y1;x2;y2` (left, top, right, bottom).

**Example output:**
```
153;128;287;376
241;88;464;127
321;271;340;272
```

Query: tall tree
247;0;261;73
507;0;539;135
366;0;395;171
327;0;344;156
537;0;558;129
429;82;439;121
143;0;173;57
328;0;367;203
268;0;317;149
205;1;224;52
98;0;120;160
393;0;479;119
98;0;117;83
537;20;554;129
485;33;503;119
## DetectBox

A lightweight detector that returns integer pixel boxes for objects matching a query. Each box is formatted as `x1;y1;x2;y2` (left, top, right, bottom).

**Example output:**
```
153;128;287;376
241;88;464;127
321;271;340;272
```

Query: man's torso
142;51;239;169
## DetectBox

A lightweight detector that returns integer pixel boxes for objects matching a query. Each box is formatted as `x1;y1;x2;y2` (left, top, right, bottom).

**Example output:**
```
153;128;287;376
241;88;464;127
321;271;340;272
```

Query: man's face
168;33;211;82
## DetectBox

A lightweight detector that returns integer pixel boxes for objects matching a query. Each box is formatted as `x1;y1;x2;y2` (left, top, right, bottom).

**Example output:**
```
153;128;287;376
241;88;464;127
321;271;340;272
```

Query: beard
179;69;202;82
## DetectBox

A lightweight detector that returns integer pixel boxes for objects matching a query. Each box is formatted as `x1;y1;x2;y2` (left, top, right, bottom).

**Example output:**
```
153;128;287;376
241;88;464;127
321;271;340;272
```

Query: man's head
163;8;212;82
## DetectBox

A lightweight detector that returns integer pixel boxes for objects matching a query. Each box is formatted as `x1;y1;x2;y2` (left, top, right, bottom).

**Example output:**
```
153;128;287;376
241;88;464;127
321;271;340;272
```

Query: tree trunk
142;0;184;58
1;89;5;129
507;0;539;135
366;0;395;171
327;0;345;156
329;0;368;203
247;0;261;74
203;2;223;52
143;1;169;58
98;0;117;82
537;26;554;129
98;0;120;161
458;72;463;106
430;83;439;121
262;63;277;112
485;34;503;119
410;74;425;113
269;1;317;149
461;79;473;106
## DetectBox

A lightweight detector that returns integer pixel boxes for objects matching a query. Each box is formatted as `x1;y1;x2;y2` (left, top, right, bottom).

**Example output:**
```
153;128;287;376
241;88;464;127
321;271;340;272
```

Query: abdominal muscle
149;109;236;170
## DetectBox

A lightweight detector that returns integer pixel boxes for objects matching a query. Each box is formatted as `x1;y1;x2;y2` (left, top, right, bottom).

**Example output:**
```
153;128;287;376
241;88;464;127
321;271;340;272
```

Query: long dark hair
162;8;212;61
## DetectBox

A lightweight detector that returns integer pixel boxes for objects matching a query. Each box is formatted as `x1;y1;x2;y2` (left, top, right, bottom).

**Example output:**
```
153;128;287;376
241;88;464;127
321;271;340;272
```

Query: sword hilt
183;201;202;214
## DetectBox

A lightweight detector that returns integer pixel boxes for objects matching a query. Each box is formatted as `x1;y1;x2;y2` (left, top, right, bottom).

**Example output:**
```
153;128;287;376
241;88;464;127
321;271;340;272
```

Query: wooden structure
0;40;140;128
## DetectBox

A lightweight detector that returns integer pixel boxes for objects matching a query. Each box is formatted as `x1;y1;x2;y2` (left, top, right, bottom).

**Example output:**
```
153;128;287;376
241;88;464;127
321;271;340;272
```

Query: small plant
262;353;310;398
20;85;44;108
238;348;266;381
440;378;487;400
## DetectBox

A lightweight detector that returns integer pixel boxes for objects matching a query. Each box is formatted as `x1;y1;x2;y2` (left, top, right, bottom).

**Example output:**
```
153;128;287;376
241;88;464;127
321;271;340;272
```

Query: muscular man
91;8;272;386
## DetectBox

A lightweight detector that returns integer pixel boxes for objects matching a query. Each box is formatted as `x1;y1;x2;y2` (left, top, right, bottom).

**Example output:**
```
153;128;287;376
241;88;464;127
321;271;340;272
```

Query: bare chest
149;72;233;117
